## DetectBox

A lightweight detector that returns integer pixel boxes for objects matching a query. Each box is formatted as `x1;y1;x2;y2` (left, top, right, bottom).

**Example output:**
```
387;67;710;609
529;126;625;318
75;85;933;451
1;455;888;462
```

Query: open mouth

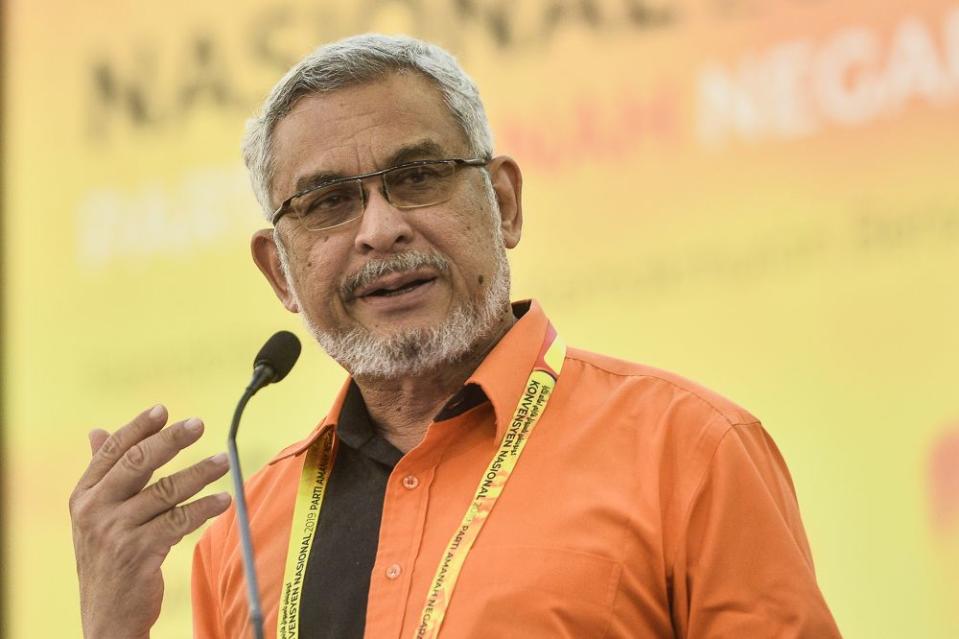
361;276;436;298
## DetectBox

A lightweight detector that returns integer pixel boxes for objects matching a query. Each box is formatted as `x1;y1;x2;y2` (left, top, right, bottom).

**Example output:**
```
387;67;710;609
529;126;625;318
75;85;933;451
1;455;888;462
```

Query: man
70;34;841;638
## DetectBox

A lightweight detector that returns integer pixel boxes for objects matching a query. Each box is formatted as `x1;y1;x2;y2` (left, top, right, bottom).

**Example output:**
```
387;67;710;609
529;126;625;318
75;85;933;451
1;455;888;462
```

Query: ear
251;229;300;313
487;156;523;249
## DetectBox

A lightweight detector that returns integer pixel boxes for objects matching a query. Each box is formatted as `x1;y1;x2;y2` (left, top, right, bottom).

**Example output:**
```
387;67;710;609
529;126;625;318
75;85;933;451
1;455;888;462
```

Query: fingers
124;453;231;525
143;491;232;547
87;428;110;456
88;429;110;456
77;405;168;491
98;416;206;502
69;404;229;639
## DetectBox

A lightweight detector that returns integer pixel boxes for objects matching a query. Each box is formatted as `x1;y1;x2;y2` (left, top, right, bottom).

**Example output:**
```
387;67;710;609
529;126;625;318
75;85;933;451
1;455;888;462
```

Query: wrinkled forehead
268;72;470;205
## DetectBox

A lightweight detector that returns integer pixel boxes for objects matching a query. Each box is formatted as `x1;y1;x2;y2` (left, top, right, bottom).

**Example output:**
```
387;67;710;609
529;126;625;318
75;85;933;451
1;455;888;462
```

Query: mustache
340;251;450;299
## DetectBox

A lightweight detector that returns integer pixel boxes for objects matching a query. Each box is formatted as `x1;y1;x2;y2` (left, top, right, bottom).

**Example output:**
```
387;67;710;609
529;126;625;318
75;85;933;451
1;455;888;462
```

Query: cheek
439;210;501;283
449;240;500;298
296;257;334;291
286;241;346;305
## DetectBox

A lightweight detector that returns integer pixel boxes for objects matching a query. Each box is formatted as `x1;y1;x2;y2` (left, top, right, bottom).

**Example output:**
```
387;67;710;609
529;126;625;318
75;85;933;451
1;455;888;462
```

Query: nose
352;184;415;255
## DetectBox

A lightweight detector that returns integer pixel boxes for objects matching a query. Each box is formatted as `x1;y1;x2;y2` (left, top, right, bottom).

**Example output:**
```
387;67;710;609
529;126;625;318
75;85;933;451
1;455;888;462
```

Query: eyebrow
385;139;447;167
291;139;449;194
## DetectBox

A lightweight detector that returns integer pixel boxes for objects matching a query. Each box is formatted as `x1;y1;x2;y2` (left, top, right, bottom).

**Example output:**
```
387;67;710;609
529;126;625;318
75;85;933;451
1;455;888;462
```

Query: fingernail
149;404;165;420
184;417;203;433
215;492;232;506
210;452;228;466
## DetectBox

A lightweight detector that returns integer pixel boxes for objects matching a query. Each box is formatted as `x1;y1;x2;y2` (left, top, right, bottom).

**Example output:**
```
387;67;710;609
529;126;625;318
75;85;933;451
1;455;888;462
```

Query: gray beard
299;244;511;379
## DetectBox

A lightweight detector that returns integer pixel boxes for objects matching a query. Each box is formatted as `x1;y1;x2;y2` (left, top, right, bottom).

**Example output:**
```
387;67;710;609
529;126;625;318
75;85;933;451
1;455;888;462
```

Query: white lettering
768;41;817;138
697;60;763;144
76;165;252;267
698;8;959;146
884;17;951;110
814;27;883;125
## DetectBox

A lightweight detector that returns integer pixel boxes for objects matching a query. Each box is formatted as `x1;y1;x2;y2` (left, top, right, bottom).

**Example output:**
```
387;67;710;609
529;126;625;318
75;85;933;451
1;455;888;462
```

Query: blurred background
2;0;958;636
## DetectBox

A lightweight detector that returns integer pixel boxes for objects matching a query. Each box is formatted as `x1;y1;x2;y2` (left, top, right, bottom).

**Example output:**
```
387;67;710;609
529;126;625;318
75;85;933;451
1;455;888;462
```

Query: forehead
269;72;469;203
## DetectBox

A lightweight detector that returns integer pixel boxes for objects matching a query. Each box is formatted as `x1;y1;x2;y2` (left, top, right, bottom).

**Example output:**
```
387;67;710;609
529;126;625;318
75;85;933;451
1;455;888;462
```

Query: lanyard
277;327;566;639
276;428;336;639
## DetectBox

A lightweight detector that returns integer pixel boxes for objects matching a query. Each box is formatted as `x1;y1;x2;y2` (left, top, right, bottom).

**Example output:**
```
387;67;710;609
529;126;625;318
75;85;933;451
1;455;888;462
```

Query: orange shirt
192;301;841;638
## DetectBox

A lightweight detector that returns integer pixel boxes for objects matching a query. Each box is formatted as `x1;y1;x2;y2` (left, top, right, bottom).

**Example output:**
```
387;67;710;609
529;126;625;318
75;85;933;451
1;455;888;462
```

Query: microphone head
253;330;301;383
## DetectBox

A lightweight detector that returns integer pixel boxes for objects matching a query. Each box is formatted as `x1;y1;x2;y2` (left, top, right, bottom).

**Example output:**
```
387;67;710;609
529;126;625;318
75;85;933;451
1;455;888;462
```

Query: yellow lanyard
276;429;336;639
277;329;566;639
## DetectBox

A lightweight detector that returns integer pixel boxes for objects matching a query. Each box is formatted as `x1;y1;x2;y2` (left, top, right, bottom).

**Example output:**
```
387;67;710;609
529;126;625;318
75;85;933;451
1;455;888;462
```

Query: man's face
252;71;523;376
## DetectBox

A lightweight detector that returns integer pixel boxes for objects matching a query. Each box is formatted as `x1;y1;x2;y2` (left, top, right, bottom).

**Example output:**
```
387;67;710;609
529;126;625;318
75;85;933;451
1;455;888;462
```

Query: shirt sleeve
191;528;227;639
672;422;842;638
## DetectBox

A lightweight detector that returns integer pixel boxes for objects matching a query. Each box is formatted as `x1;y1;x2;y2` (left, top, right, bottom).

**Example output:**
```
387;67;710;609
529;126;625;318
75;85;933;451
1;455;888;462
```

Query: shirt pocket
443;544;622;638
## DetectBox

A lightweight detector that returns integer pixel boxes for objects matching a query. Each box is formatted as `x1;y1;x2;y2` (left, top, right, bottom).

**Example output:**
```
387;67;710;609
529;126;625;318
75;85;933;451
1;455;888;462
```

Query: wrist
83;619;150;639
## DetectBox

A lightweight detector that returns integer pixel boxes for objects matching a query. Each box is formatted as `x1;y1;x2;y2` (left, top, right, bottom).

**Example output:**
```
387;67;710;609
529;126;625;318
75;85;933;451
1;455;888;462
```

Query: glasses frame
270;157;490;230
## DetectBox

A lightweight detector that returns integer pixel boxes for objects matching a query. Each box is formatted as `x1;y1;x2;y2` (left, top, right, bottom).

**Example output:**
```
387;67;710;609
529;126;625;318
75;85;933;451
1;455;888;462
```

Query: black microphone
227;331;302;639
249;329;302;395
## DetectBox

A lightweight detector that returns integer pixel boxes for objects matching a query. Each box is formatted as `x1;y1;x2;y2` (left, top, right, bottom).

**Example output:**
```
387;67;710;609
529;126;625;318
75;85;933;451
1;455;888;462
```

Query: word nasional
88;0;675;138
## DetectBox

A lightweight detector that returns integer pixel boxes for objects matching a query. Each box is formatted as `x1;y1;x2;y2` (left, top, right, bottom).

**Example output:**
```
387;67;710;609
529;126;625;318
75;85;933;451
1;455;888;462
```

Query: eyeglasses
271;158;490;231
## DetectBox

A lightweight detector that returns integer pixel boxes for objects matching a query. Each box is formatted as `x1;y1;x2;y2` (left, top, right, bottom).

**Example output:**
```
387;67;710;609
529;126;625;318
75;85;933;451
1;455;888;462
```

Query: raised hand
69;404;232;639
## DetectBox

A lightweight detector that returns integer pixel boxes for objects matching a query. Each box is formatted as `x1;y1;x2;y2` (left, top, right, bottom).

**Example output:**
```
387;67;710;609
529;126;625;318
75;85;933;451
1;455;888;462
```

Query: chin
301;242;512;378
307;295;504;379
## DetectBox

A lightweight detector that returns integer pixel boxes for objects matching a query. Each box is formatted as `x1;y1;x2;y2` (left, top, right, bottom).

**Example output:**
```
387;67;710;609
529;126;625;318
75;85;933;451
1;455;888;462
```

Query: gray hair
242;33;494;219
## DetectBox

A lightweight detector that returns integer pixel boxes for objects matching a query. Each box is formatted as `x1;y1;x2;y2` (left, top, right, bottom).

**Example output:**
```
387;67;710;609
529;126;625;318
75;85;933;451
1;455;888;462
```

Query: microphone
249;329;302;395
227;331;302;639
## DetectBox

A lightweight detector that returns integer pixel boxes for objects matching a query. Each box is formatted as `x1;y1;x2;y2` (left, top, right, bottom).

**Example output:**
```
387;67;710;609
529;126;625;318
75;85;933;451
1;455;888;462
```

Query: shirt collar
267;378;349;464
460;299;551;442
335;382;404;466
268;299;552;463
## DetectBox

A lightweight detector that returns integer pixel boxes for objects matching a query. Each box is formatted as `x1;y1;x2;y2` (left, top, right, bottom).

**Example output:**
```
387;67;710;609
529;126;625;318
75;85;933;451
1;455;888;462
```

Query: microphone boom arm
226;364;277;639
225;330;300;639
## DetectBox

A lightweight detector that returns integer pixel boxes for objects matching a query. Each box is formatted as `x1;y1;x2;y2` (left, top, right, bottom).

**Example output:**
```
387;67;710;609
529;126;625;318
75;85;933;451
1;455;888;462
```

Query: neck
354;310;515;453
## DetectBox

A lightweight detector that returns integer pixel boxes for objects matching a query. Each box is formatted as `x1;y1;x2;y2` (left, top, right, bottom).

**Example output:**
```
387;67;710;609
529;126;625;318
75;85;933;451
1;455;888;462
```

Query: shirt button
402;474;419;489
386;563;402;580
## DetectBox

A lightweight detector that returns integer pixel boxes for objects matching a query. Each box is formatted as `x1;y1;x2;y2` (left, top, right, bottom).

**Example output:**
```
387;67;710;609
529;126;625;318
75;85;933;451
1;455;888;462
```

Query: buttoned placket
365;415;465;639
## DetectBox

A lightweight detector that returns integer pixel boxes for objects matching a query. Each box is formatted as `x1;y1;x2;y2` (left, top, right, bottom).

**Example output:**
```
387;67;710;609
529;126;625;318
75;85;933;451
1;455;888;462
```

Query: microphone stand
227;365;275;639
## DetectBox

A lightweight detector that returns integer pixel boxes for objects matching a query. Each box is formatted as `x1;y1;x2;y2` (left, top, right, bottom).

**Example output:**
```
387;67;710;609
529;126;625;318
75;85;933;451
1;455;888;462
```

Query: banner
4;1;957;636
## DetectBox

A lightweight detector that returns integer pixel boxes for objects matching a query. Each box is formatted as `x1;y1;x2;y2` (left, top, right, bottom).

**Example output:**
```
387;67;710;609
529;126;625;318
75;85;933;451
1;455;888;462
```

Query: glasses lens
385;161;457;207
291;181;364;231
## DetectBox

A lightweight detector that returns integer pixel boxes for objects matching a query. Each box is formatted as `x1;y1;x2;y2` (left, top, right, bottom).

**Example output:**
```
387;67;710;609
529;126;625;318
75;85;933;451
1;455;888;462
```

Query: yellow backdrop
4;1;958;637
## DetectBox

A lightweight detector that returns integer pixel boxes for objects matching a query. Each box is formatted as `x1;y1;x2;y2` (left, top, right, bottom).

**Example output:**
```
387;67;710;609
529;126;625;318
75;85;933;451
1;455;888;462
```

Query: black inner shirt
298;383;402;639
298;382;488;638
